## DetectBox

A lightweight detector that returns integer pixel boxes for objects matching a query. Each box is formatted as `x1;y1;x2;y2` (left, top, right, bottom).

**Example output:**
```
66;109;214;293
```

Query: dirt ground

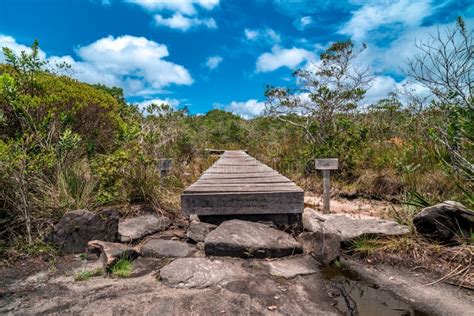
0;254;340;315
1;194;473;315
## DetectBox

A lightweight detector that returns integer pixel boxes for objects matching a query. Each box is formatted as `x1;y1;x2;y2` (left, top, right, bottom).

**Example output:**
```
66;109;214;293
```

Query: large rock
413;201;474;244
140;239;196;258
266;256;317;279
303;207;326;232
87;240;139;269
303;208;409;242
204;220;302;258
160;258;246;289
49;209;119;254
299;231;341;265
186;220;217;242
119;215;171;242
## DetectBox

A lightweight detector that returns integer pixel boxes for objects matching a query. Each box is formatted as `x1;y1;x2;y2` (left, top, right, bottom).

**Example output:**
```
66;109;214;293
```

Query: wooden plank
181;150;304;216
181;191;304;215
186;184;301;192
200;173;287;178
194;178;293;184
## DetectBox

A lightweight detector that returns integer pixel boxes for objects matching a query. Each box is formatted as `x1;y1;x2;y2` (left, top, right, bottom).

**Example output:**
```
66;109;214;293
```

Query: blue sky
0;0;472;117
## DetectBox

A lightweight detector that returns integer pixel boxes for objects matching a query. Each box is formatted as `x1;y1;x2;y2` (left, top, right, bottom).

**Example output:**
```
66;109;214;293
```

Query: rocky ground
1;196;473;315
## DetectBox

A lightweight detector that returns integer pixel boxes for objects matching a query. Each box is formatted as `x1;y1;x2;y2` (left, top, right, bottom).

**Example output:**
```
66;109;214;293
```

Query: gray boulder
141;239;196;258
299;231;341;265
303;207;326;232
50;209;119;254
119;215;171;242
204;220;302;258
414;201;474;244
302;208;409;242
187;220;217;242
160;257;246;289
87;240;139;269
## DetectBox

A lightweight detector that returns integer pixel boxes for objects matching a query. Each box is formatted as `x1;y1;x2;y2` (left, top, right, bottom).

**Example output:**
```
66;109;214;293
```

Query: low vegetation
74;268;103;282
0;17;472;261
109;258;133;278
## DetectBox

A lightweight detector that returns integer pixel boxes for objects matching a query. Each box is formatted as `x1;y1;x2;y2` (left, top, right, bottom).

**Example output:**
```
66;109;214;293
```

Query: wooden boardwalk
181;150;304;217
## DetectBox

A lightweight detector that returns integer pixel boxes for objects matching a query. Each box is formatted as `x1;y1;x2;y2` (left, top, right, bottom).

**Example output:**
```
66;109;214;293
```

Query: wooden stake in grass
315;158;338;214
158;159;172;186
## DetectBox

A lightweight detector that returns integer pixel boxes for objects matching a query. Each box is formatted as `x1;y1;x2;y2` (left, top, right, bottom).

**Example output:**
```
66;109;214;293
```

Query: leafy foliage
0;18;472;252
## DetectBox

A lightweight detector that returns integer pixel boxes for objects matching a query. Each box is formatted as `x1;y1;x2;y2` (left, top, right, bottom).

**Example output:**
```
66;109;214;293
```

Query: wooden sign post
315;158;339;214
158;159;173;185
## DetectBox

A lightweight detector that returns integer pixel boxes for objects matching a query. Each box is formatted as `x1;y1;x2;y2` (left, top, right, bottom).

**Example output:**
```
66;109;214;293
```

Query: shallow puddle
323;267;429;316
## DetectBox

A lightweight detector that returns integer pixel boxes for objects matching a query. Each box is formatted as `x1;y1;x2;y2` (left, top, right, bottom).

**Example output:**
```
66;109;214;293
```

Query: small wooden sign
315;158;339;170
158;159;172;171
315;158;338;214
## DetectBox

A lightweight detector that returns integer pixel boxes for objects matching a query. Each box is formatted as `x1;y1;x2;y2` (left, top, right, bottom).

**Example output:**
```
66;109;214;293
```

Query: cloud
127;0;219;15
362;75;397;105
294;16;312;30
244;29;259;40
222;99;265;119
76;35;193;94
154;13;216;31
0;34;193;97
205;55;223;70
256;45;315;72
244;28;281;44
0;35;47;62
135;97;181;111
361;75;433;106
340;0;431;41
128;0;219;31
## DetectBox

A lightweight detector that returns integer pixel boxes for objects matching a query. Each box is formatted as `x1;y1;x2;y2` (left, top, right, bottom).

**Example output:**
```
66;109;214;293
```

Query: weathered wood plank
194;179;293;184
181;150;304;216
181;191;304;215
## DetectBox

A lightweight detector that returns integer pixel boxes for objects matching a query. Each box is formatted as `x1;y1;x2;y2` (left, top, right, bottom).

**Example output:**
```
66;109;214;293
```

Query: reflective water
323;267;429;316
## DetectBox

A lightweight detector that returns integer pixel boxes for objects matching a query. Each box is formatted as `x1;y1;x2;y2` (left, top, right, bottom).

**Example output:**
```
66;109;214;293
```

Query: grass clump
109;258;133;278
349;236;382;256
74;268;103;282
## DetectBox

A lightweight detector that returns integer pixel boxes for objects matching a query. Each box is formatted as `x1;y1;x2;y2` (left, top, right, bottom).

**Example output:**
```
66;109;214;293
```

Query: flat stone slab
266;256;317;279
204;220;302;258
119;215;171;242
140;239;196;258
303;208;409;241
160;258;246;289
186;220;217;242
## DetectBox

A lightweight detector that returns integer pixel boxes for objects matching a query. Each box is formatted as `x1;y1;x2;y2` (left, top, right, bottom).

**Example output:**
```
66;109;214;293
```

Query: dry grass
348;234;474;289
354;169;404;199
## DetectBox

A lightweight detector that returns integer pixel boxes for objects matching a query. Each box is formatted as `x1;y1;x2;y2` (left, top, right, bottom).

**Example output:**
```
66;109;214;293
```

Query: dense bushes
0;19;472;251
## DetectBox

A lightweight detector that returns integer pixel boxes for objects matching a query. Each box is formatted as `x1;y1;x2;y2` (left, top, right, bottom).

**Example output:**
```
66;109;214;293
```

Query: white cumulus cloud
340;0;431;41
136;97;181;111
294;16;312;31
0;34;193;97
154;13;216;31
128;0;219;31
223;99;265;119
244;28;281;44
0;35;47;62
127;0;219;15
205;55;223;70
256;45;315;72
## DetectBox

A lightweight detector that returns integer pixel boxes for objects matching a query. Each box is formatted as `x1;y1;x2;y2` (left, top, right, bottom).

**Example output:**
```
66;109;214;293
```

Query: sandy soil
304;194;400;219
